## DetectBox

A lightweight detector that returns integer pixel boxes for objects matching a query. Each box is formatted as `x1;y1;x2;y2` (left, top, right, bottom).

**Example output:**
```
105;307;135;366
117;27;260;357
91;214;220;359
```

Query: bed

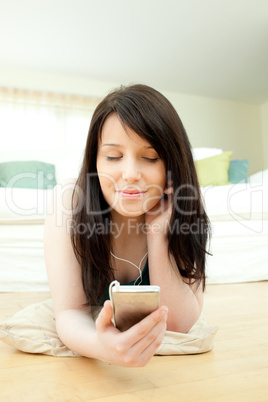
0;149;267;291
203;177;268;284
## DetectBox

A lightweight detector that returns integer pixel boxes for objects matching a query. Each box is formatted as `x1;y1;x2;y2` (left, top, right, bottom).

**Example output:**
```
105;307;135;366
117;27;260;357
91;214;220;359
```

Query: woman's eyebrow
101;143;121;147
101;143;153;149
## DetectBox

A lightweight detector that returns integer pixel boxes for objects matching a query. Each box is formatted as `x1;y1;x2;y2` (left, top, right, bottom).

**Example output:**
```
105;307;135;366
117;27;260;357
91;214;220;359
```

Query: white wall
261;102;268;169
0;68;264;174
0;68;116;98
163;90;262;174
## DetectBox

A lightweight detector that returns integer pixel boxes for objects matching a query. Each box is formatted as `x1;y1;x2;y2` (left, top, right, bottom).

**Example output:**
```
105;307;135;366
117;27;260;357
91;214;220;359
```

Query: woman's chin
111;207;146;219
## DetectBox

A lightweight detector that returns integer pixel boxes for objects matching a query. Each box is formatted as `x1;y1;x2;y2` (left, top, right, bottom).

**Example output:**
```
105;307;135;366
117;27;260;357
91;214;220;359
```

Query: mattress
0;223;49;291
206;219;268;284
202;175;268;284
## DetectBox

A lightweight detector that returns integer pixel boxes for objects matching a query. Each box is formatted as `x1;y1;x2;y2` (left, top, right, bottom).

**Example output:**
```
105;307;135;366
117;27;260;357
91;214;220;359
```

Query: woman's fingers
134;315;167;351
95;303;168;367
117;315;167;367
122;306;168;346
164;184;173;195
138;321;167;364
95;300;114;331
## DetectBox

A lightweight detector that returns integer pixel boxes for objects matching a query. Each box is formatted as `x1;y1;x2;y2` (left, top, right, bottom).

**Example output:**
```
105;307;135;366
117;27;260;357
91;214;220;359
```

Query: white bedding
201;177;268;220
206;220;268;284
203;172;268;284
0;187;51;291
0;187;53;222
0;172;268;291
0;224;49;291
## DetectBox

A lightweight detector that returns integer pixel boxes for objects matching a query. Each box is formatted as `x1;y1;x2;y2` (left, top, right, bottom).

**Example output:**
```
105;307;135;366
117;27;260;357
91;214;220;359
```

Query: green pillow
195;151;233;187
228;160;249;184
0;161;57;189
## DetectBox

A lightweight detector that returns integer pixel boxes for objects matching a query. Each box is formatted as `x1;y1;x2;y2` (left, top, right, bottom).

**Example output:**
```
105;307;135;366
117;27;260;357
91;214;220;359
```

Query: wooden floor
1;282;268;401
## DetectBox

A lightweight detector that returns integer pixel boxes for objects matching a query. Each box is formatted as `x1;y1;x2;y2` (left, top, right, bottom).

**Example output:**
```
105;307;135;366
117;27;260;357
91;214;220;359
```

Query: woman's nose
122;162;141;182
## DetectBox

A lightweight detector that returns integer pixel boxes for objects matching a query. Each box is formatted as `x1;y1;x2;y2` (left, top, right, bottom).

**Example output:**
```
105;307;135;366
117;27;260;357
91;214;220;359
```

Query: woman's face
96;113;166;218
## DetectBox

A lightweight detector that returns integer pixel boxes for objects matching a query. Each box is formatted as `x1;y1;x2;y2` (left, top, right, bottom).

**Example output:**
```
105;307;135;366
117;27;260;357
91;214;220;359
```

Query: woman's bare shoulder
46;178;82;220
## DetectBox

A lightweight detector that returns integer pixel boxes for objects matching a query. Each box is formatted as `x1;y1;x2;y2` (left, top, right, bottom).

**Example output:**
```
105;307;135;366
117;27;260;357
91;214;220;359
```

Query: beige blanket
0;299;218;357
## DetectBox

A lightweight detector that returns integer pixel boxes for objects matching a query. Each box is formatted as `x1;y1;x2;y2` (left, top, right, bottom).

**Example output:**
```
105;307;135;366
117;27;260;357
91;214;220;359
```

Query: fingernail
161;309;168;317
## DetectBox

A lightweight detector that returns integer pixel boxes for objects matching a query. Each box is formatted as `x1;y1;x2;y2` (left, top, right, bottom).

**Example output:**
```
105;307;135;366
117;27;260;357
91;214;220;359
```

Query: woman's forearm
55;309;100;359
147;234;202;333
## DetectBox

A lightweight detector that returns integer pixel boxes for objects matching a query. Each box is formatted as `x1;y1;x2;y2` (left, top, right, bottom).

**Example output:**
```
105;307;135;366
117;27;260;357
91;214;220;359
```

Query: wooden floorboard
0;282;268;401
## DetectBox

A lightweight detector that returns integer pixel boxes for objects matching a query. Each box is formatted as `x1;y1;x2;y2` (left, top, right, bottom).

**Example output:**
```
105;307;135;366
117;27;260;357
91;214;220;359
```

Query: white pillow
192;147;223;161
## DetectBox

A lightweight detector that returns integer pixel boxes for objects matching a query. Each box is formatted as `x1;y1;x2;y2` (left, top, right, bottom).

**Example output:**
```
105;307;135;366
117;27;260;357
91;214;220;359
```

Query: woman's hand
95;300;168;367
145;184;173;238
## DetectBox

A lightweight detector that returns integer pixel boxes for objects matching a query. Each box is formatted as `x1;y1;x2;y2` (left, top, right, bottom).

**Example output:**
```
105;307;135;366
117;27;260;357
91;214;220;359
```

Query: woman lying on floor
44;84;211;367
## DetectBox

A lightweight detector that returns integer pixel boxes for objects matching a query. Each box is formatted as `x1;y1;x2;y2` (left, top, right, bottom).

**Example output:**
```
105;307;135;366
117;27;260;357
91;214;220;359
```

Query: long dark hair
71;84;210;305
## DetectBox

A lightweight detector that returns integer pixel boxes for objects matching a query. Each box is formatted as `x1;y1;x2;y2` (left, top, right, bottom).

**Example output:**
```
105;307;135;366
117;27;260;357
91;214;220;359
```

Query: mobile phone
109;280;160;332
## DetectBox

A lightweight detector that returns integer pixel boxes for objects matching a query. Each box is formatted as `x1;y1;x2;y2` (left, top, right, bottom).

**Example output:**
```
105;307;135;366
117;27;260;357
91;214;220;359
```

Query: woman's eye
106;156;122;161
143;157;159;163
105;156;159;162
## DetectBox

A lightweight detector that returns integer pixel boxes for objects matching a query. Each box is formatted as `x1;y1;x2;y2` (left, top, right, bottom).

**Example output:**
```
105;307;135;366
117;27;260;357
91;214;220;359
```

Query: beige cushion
155;314;218;355
0;299;218;356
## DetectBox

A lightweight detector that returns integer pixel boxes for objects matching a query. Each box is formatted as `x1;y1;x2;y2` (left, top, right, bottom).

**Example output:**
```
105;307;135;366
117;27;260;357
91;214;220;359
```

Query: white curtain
0;87;101;181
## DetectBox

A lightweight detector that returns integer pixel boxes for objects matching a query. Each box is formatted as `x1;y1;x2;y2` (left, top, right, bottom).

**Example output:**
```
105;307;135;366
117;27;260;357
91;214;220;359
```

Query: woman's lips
117;190;147;199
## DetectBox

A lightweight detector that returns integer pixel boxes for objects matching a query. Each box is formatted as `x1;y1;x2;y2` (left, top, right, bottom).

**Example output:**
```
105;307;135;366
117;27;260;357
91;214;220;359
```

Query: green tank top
100;258;150;305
